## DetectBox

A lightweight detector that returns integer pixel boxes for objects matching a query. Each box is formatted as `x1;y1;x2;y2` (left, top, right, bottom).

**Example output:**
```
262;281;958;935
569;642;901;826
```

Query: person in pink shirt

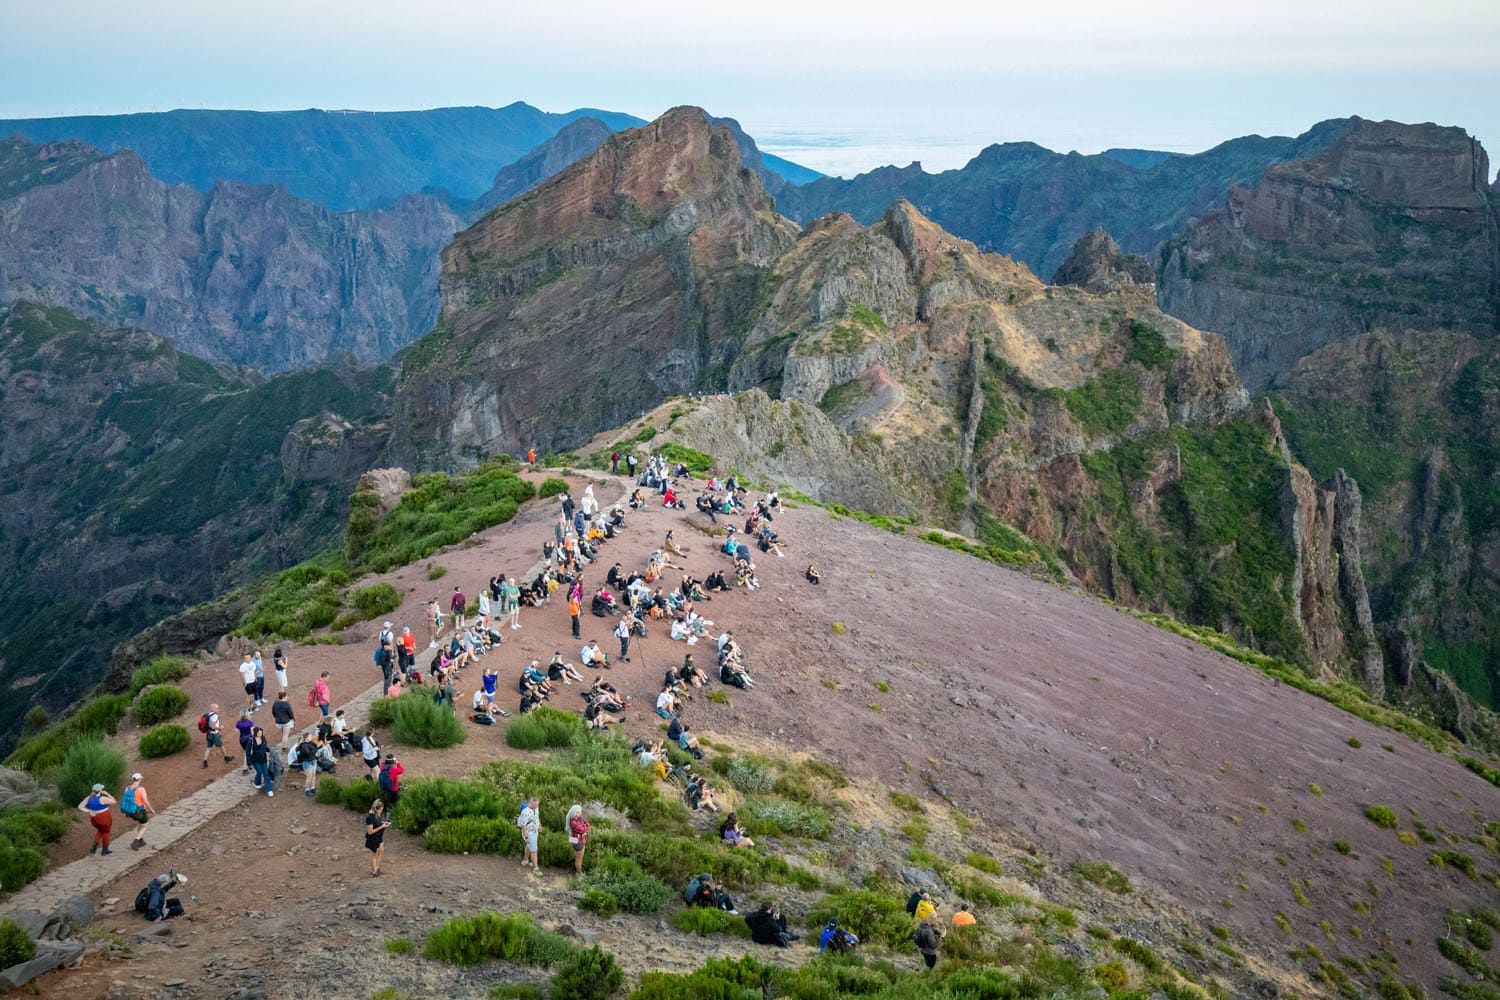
310;672;332;717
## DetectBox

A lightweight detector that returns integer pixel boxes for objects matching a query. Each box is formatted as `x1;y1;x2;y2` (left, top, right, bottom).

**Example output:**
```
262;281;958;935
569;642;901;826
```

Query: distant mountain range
0;103;646;210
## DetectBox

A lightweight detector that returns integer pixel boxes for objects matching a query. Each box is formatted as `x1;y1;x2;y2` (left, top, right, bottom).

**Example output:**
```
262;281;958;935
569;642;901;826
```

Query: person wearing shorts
517;796;540;871
271;691;295;747
202;704;231;768
365;800;390;877
122;772;155;850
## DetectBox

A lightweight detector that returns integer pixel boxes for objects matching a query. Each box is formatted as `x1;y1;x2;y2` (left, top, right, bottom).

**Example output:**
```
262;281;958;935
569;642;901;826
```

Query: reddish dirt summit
14;475;1500;994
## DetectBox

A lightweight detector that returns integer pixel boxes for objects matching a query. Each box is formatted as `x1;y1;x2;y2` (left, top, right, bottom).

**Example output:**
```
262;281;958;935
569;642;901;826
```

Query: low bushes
505;706;584;750
630;956;775;1000
425;817;518;855
0;805;70;892
7;693;131;774
358;465;537;574
351;582;401;620
669;905;751;938
549;946;622;1000
128;656;192;696
391;777;505;834
314;775;385;812
804;890;914;949
236;555;347;641
538;477;570;499
386;692;465;748
590;829;814;891
52;737;127;807
1365;804;1400;829
0;919;36;968
423;911;575;967
134;685;190;726
658;444;714;475
139;724;191;759
740;796;831;839
709;753;775;794
0;839;46;893
575;855;673;914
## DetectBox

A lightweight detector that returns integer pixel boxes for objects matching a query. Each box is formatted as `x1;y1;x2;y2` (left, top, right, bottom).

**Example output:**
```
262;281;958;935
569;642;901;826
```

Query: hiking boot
201;761;208;769
100;848;112;855
89;843;98;855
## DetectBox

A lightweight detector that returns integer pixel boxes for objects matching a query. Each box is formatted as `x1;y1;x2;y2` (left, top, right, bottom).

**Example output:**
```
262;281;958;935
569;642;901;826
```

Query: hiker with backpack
310;672;332;718
200;703;231;769
135;871;187;922
914;916;945;969
78;784;116;856
293;734;325;797
120;772;155;850
376;641;395;692
450;586;467;629
819;919;859;953
378;754;404;801
365;800;391;877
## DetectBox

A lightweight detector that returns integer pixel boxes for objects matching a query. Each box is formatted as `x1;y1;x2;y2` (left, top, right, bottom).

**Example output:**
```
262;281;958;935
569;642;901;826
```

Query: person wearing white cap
121;772;155;850
78;783;117;855
378;622;395;647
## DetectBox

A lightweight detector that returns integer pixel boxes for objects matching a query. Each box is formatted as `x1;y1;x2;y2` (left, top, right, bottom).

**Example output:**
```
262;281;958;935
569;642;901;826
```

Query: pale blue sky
3;0;1497;178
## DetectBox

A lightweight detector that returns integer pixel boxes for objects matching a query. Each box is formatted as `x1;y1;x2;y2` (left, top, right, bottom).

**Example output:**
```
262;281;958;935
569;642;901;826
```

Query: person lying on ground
547;652;584;684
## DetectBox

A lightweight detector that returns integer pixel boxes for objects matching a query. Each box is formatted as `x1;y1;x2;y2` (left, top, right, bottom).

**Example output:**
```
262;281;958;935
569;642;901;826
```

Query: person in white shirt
580;641;608;670
613;618;633;662
477;591;491;629
237;656;258;714
655;688;678;719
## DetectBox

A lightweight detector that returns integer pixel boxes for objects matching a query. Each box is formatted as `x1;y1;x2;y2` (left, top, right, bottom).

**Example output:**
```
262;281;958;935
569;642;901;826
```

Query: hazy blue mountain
1100;148;1181;169
0;103;646;210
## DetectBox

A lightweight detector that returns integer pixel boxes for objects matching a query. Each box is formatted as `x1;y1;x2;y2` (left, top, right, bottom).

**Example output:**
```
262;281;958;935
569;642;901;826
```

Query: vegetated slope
0;103;646;210
0;136;460;373
1159;118;1500;391
1273;331;1500;716
775;118;1351;278
0;302;392;748
387;106;799;467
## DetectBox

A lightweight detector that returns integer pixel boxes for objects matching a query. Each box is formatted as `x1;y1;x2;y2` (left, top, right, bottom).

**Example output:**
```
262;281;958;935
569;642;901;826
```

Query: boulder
0;938;86;990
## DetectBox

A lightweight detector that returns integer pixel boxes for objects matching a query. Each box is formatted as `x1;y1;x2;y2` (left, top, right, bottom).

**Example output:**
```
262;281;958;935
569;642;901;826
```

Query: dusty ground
17;467;1500;997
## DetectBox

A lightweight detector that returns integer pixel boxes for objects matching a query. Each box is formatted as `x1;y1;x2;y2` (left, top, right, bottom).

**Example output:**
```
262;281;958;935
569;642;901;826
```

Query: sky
3;0;1498;179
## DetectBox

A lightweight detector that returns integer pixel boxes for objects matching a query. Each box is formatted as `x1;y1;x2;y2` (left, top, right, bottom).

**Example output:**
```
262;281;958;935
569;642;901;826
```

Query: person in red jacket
378;754;405;801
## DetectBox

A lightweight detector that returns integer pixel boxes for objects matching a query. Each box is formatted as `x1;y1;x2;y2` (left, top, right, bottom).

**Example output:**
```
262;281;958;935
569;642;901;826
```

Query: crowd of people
96;448;967;969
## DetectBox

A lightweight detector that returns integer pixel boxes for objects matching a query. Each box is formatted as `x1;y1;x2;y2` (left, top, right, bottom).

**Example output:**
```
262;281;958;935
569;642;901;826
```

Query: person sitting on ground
819;918;859;953
720;658;755;690
669;615;697;644
678;654;706;689
518;683;544;715
655;686;680;720
547;651;584;685
686;774;720;812
606;563;625;589
745;902;797;947
591;587;618;617
662;485;685;509
758;529;785;558
580;640;609;670
629;488;647;510
668;716;705;759
720;811;755;849
609;505;627;530
587;678;626;713
685;610;713;637
695;493;718;523
470;688;499;723
636;742;669;781
745;510;761;536
733;557;760;590
664;530;688;556
703;569;730;593
680;575;707;602
523;659;552;693
805;564;821;585
686;874;737;913
722;529;739;556
583;695;619;730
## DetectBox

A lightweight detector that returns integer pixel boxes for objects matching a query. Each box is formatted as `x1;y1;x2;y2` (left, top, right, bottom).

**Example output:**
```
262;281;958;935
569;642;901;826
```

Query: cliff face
0;302;391;744
387;107;797;467
464;117;616;219
1158;119;1500;389
776;120;1350;278
0;136;460;372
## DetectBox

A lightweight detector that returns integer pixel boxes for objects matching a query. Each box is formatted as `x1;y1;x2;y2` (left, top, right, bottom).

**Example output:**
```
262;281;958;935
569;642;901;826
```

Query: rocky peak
466;117;614;219
1051;227;1155;292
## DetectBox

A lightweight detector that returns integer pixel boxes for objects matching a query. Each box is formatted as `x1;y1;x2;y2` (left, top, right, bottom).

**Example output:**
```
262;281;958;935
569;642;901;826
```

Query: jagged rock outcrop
387;107;798;467
0;302;392;746
1051;228;1155;292
0;136;460;372
1158;118;1499;389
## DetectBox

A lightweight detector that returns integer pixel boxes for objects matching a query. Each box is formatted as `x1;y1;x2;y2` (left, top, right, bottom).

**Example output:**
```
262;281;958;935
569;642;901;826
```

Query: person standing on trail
566;804;589;874
273;647;290;694
569;592;582;640
121;772;155;850
626;453;638;478
201;703;231;768
271;691;295;747
505;577;522;629
376;640;395;693
581;486;598;518
248;728;274;797
450;586;467;629
365;799;390;877
311;672;332;718
477;589;492;630
235;710;255;773
914;916;945;969
238;654;257;714
527;447;537;466
78;783;116;855
610;451;621;475
517;796;541;872
561;492;575;523
252;649;267;708
614;617;632;663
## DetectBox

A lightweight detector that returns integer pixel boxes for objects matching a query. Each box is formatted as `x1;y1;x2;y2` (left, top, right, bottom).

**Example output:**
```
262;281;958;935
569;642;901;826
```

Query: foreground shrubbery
52;737;127;807
133;685;190;726
504;706;584;750
7;693;130;773
139;724;191;759
804;889;913;948
423;911;576;967
0;919;36;968
669;905;751;938
538;477;570;499
384;692;465;748
575;855;673;914
351;582;401;620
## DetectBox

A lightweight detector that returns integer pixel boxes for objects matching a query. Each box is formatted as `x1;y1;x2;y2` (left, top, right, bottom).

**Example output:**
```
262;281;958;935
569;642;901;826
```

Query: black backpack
906;891;924;916
378;765;395;793
295;741;316;765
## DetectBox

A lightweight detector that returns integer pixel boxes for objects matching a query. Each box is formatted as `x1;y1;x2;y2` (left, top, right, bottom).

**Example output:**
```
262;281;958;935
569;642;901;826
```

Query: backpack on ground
134;886;150;913
470;713;494;726
196;714;209;734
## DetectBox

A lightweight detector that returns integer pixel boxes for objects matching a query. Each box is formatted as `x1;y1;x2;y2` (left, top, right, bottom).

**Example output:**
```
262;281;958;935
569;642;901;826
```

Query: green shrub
423;911;576;967
0;807;70;846
368;697;397;727
740;796;831;839
139;724;191;759
392;777;505;834
134;685;190;726
0;919;36;968
385;937;415;955
51;737;127;806
549;945;622;1000
358;464;536;574
1365;805;1400;829
1071;860;1132;894
425;817;520;855
427;565;447;581
709;754;775;794
351;583;401;620
577;856;674;914
21;707;49;736
590;830;808;891
805;890;912;948
0;839;46;892
538;477;570;499
505;706;584;750
658;444;714;475
669;906;751;938
630;955;775;1000
7;693;131;773
128;656;192;696
578;889;619;918
387;692;465;748
888;791;923;813
964;852;1002;876
236;554;347;641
